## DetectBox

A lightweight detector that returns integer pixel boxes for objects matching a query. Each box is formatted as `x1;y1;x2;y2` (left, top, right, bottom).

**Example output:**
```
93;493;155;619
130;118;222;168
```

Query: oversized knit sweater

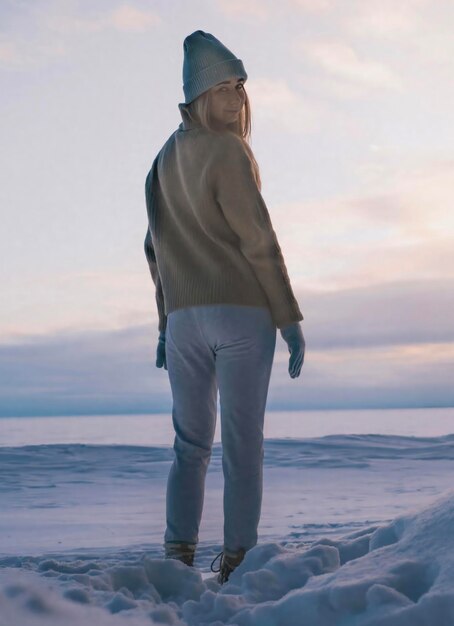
144;102;304;334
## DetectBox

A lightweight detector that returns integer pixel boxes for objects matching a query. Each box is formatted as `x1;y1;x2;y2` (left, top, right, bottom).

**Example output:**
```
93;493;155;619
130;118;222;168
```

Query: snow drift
1;490;454;625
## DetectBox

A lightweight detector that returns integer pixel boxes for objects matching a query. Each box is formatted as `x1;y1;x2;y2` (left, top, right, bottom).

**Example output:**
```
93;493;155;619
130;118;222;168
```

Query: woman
144;30;305;584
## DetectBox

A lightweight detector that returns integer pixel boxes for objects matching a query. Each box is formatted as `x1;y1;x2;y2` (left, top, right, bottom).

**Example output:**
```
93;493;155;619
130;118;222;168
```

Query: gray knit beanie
182;30;248;104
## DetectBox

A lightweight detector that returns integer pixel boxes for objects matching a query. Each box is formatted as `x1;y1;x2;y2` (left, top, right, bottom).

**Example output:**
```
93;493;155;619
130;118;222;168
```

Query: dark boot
164;541;196;566
210;547;246;584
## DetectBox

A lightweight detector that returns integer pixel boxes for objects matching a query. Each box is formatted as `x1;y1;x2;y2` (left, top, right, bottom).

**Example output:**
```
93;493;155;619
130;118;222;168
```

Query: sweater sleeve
144;165;167;335
211;133;303;329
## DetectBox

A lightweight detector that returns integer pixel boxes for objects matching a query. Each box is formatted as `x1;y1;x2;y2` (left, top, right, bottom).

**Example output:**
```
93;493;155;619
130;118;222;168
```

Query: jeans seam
191;309;216;356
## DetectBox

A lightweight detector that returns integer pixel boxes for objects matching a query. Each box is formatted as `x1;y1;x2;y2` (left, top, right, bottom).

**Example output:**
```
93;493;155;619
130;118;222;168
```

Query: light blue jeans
164;304;276;553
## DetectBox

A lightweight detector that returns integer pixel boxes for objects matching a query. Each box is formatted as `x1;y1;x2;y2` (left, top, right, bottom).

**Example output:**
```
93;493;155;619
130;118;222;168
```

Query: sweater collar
178;102;203;131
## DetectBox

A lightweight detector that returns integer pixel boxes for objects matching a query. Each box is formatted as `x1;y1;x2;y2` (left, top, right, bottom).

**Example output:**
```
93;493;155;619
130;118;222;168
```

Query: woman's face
208;77;246;128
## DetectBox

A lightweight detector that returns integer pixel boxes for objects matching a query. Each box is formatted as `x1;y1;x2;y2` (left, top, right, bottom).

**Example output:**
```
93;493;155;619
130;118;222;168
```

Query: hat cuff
184;58;247;104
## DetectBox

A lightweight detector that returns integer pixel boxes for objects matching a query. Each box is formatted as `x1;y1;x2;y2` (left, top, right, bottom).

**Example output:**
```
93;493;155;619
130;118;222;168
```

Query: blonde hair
186;86;262;191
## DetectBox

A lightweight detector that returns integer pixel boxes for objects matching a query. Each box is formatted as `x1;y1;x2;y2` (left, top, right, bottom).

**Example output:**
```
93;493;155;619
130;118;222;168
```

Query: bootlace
210;550;224;573
210;548;246;583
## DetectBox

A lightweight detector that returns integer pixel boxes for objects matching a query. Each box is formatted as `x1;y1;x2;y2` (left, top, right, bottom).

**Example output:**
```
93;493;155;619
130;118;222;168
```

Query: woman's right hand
156;331;167;370
280;322;305;379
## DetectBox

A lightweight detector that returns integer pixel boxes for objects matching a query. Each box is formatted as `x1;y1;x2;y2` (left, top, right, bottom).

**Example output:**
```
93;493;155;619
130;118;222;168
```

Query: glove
156;330;167;370
280;322;305;379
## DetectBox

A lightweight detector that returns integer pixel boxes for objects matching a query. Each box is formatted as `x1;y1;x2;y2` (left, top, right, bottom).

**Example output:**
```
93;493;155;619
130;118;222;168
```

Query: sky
1;0;453;416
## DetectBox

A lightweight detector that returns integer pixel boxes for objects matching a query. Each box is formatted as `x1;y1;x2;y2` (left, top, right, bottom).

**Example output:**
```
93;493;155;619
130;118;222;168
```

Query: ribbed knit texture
144;103;304;334
182;30;247;103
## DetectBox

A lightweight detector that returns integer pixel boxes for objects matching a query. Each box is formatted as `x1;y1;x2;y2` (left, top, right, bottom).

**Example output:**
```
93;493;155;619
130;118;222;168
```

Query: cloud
110;5;161;32
300;278;454;349
46;4;161;34
269;340;454;411
306;237;454;293
283;0;452;102
1;278;453;416
216;0;270;20
2;156;452;341
288;0;333;12
0;323;169;417
346;3;421;38
0;40;16;64
217;0;332;19
348;160;454;241
344;0;431;39
271;157;454;290
245;78;326;133
0;3;161;69
0;268;155;341
342;0;454;72
0;36;66;69
297;39;403;94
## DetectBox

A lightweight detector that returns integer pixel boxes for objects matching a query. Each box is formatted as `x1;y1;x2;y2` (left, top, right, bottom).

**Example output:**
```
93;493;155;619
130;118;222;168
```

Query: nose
230;90;244;107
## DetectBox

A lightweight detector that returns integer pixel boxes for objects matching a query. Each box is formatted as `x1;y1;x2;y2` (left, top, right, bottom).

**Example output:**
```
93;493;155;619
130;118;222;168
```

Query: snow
1;491;454;625
2;435;454;555
201;492;454;626
2;412;454;624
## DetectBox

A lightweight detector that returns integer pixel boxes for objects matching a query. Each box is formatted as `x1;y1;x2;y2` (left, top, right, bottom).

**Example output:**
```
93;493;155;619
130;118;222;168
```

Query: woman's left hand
156;331;167;370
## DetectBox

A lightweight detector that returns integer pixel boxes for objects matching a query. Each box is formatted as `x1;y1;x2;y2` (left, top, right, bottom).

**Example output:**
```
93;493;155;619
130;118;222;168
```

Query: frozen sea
1;407;454;625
